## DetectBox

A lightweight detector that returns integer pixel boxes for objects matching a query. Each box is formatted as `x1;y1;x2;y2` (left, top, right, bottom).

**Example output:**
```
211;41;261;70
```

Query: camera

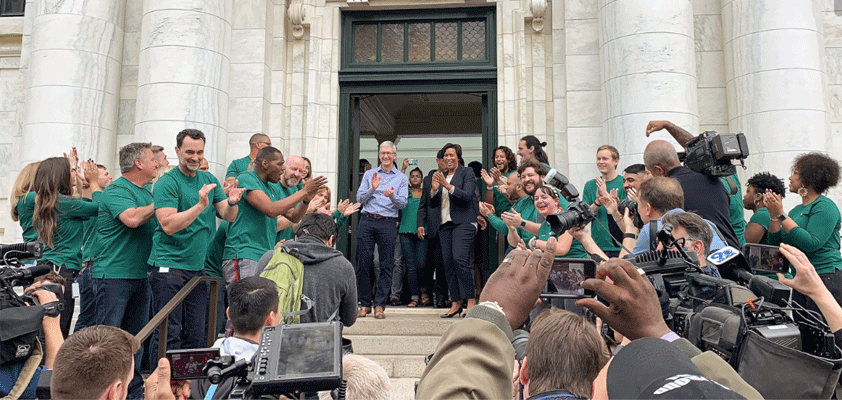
617;199;643;229
1;244;50;366
678;131;749;178
543;169;596;235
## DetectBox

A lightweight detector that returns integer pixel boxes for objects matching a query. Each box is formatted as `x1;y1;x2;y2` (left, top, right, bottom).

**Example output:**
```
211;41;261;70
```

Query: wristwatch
520;220;527;227
777;214;788;222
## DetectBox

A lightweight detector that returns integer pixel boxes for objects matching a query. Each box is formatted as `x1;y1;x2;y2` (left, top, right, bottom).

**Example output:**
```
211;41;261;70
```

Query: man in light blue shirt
632;177;727;254
355;141;409;319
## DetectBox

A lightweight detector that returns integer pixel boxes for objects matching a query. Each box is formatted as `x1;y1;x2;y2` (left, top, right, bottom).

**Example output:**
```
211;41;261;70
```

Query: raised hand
226;180;244;205
481;169;495;186
601;188;619;215
481;237;557;330
490;167;503;182
371;172;381;190
626;186;638;202
303;175;328;194
402;158;410;170
645;120;671;137
501;209;522;228
478;202;495;217
431;171;445;192
337;199;350;214
595;176;608;198
763;189;784;217
198;183;217;209
342;202;361;217
308;195;327;212
64;147;79;170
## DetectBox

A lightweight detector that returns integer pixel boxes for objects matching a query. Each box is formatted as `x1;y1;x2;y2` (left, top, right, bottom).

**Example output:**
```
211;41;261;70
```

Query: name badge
72;282;80;299
159;267;170;273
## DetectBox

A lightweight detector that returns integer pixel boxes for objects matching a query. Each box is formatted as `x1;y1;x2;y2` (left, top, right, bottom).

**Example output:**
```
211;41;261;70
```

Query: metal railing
136;276;220;361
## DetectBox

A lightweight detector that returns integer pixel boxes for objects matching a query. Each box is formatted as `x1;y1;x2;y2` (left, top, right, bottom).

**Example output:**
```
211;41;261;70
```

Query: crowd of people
3;117;842;399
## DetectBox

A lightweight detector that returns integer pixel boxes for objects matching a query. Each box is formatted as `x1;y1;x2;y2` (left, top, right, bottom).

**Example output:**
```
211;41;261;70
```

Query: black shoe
440;307;463;318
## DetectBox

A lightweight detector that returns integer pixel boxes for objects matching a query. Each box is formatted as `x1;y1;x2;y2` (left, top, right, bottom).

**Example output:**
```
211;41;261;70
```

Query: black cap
608;338;746;399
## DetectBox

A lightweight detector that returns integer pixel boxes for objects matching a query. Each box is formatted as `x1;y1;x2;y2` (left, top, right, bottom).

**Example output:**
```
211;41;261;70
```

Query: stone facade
0;0;841;241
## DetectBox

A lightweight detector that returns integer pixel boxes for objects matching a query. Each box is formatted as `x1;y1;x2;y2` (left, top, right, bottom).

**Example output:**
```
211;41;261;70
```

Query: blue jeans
93;277;150;399
74;263;96;332
355;214;398;308
400;233;428;299
148;268;209;351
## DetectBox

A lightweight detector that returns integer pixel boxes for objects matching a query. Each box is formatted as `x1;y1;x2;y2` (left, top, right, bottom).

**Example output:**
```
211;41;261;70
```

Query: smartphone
408;159;418;165
742;244;791;274
542;258;596;298
165;348;220;380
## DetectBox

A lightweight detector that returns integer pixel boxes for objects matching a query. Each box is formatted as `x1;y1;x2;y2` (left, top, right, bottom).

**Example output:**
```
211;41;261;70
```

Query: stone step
345;313;459;336
391;378;419;400
366;355;428;379
346;335;440;355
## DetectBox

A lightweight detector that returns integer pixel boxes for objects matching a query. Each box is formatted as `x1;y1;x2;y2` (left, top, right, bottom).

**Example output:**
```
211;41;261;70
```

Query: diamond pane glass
461;20;486;60
434;22;457;61
353;24;377;63
407;23;431;62
381;23;404;63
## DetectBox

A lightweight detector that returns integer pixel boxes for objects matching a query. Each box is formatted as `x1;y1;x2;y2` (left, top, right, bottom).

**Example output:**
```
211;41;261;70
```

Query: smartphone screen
543;258;595;298
166;348;220;380
743;244;790;274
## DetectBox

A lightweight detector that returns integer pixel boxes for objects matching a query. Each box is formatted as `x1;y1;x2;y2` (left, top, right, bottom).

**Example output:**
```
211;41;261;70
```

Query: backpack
259;248;309;324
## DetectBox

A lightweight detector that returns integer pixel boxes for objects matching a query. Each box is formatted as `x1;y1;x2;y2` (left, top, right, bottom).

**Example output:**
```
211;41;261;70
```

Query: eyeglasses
379;151;395;156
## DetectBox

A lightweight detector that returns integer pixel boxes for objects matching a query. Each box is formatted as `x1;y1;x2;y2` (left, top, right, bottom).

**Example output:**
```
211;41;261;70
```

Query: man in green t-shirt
148;129;245;351
274;155;309;242
222;146;326;287
92;142;159;398
583;145;627;257
224;133;272;194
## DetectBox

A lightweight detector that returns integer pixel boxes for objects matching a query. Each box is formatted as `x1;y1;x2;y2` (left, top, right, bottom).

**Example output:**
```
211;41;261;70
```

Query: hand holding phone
542;258;596;298
165;348;220;380
742;243;791;274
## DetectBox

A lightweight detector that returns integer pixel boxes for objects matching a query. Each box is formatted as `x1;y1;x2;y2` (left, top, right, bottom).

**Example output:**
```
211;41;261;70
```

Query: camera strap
724;175;738;196
649;221;659;251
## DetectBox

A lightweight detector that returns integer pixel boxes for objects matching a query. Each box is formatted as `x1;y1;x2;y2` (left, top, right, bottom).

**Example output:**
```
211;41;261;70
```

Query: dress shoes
374;306;386;319
358;306;371;318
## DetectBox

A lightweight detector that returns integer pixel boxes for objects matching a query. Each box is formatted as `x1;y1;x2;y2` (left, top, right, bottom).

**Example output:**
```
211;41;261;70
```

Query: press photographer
645;122;742;249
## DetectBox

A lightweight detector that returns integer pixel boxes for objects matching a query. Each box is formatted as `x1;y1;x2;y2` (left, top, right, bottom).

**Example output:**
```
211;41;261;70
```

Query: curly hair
792;152;841;194
493;146;518;173
747;172;786;198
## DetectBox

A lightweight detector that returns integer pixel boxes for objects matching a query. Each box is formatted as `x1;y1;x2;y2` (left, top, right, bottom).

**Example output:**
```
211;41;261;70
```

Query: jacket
418;173;442;238
430;166;478;225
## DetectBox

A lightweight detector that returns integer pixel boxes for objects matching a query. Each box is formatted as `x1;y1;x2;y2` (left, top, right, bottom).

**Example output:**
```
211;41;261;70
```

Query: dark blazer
418;174;441;238
431;166;479;225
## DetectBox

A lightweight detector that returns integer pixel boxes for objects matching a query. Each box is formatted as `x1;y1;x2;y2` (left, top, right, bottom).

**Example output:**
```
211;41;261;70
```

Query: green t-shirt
721;174;746;246
226;155;252;179
81;191;104;262
40;195;100;270
488;195;538;246
275;182;303;242
399;192;421;234
93;177;156;279
17;192;37;243
582;175;627;252
767;195;842;274
535;221;589;259
331;210;349;236
204;220;228;280
224;171;283;261
748;207;771;245
148;168;226;271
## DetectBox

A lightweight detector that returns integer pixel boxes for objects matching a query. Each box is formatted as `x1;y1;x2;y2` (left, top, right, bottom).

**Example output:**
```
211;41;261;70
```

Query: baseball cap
607;337;746;399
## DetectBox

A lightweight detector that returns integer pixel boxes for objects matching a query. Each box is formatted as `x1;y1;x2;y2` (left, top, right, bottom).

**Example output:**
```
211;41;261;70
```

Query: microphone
706;246;751;283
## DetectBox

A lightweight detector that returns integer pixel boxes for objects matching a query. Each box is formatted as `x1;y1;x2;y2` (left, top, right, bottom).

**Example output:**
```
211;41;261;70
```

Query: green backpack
259;247;310;324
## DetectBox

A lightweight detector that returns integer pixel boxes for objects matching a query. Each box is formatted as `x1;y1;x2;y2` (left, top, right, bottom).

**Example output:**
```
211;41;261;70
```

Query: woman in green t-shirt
505;185;588;259
32;157;102;336
764;152;842;310
743;172;786;245
481;146;518;216
11;161;41;242
398;168;428;307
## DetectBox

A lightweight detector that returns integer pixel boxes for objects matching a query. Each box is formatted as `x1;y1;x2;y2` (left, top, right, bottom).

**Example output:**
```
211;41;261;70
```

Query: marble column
134;0;232;162
722;0;829;209
21;0;126;166
599;0;698;160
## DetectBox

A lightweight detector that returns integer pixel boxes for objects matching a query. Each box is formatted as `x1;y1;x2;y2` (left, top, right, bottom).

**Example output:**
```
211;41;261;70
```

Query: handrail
135;276;219;361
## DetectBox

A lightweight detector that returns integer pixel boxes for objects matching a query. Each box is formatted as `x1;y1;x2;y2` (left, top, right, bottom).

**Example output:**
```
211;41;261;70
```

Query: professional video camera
175;322;345;400
0;241;52;365
678;131;749;178
542;169;596;235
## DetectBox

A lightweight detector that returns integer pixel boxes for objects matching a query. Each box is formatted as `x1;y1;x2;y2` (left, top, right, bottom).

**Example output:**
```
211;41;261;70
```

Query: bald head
282;155;306;188
249;134;270;148
643;140;681;176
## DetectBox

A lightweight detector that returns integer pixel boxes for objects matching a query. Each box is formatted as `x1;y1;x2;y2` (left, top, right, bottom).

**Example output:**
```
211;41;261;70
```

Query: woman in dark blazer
431;143;479;317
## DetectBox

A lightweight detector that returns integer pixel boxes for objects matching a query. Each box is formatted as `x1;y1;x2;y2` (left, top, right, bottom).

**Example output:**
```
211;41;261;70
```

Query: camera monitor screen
251;322;342;395
166;348;219;380
743;244;790;274
543;258;595;298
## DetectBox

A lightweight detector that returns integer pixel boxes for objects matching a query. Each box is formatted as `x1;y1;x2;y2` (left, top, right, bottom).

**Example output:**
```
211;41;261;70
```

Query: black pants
440;222;477;302
49;262;78;338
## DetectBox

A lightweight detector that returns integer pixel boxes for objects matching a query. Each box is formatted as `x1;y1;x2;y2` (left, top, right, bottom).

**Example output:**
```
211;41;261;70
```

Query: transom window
352;19;487;64
1;0;25;17
341;8;495;72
